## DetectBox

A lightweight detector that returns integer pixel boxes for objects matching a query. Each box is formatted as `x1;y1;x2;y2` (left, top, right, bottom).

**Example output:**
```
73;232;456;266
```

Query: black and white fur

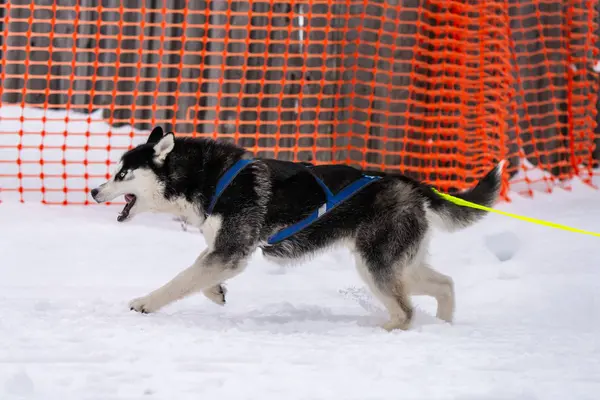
91;127;505;331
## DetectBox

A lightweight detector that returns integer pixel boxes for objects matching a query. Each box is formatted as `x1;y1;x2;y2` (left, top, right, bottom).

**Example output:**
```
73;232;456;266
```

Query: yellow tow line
431;188;600;238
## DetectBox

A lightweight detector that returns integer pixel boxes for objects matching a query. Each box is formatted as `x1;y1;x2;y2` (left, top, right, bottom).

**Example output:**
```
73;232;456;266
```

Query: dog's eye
117;171;127;180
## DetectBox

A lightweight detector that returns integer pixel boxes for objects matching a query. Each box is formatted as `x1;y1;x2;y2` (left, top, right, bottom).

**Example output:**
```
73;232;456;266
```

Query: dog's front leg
129;204;263;314
179;249;226;306
202;284;227;306
129;250;249;314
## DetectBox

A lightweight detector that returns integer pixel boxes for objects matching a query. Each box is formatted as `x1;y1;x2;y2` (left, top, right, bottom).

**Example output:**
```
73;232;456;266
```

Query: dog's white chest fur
201;215;222;250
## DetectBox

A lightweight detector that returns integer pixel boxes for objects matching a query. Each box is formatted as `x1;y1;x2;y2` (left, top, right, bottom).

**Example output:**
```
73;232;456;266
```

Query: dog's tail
425;160;506;232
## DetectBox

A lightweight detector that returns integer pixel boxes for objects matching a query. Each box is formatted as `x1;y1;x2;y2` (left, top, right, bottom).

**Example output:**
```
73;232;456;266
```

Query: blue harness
206;159;381;245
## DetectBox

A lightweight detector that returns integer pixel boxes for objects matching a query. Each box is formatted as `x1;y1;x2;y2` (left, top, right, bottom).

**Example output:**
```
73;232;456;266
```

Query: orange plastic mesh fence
0;0;597;205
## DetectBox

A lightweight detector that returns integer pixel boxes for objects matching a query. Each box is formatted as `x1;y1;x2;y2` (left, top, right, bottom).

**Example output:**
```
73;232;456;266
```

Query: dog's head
90;126;175;222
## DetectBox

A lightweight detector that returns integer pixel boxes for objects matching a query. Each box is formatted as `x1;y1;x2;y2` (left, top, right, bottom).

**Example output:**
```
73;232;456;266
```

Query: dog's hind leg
405;263;455;323
353;208;433;331
354;255;414;331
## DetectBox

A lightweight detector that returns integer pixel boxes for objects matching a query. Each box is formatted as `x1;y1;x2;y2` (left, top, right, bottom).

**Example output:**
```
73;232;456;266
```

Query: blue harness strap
206;158;381;245
266;173;381;245
206;158;254;214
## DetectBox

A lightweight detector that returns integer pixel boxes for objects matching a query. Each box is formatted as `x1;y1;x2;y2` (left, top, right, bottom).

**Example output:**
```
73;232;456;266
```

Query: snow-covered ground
1;178;600;399
1;105;600;398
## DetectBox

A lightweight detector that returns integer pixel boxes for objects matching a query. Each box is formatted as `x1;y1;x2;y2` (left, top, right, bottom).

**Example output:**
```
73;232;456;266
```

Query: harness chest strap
206;158;254;214
206;158;382;245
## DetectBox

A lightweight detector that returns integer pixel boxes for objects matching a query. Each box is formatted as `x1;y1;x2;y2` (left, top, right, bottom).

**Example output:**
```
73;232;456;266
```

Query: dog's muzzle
90;187;101;203
90;185;112;203
91;185;137;222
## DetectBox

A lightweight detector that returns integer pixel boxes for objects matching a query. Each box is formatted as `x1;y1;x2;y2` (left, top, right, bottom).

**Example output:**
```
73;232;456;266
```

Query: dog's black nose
91;188;99;199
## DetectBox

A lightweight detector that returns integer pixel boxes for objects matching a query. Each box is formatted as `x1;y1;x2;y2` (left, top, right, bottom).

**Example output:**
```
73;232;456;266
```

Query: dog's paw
381;319;411;332
129;295;160;314
203;284;227;306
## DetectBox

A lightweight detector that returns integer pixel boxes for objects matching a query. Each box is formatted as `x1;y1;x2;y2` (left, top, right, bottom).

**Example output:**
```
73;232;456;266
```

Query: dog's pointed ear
147;126;164;144
153;132;175;164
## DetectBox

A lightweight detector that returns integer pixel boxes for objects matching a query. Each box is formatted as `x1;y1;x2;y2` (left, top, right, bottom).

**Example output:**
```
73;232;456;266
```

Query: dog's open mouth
117;194;137;222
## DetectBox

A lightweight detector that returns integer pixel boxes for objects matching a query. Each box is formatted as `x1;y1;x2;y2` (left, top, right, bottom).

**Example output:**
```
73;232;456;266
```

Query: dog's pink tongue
124;194;134;202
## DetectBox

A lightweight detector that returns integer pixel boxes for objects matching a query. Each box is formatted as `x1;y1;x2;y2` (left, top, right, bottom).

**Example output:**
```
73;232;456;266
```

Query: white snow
1;106;600;399
484;231;521;262
1;180;600;399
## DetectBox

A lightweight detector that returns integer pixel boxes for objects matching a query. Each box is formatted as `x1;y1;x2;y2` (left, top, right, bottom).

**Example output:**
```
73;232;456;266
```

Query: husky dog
91;126;504;331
